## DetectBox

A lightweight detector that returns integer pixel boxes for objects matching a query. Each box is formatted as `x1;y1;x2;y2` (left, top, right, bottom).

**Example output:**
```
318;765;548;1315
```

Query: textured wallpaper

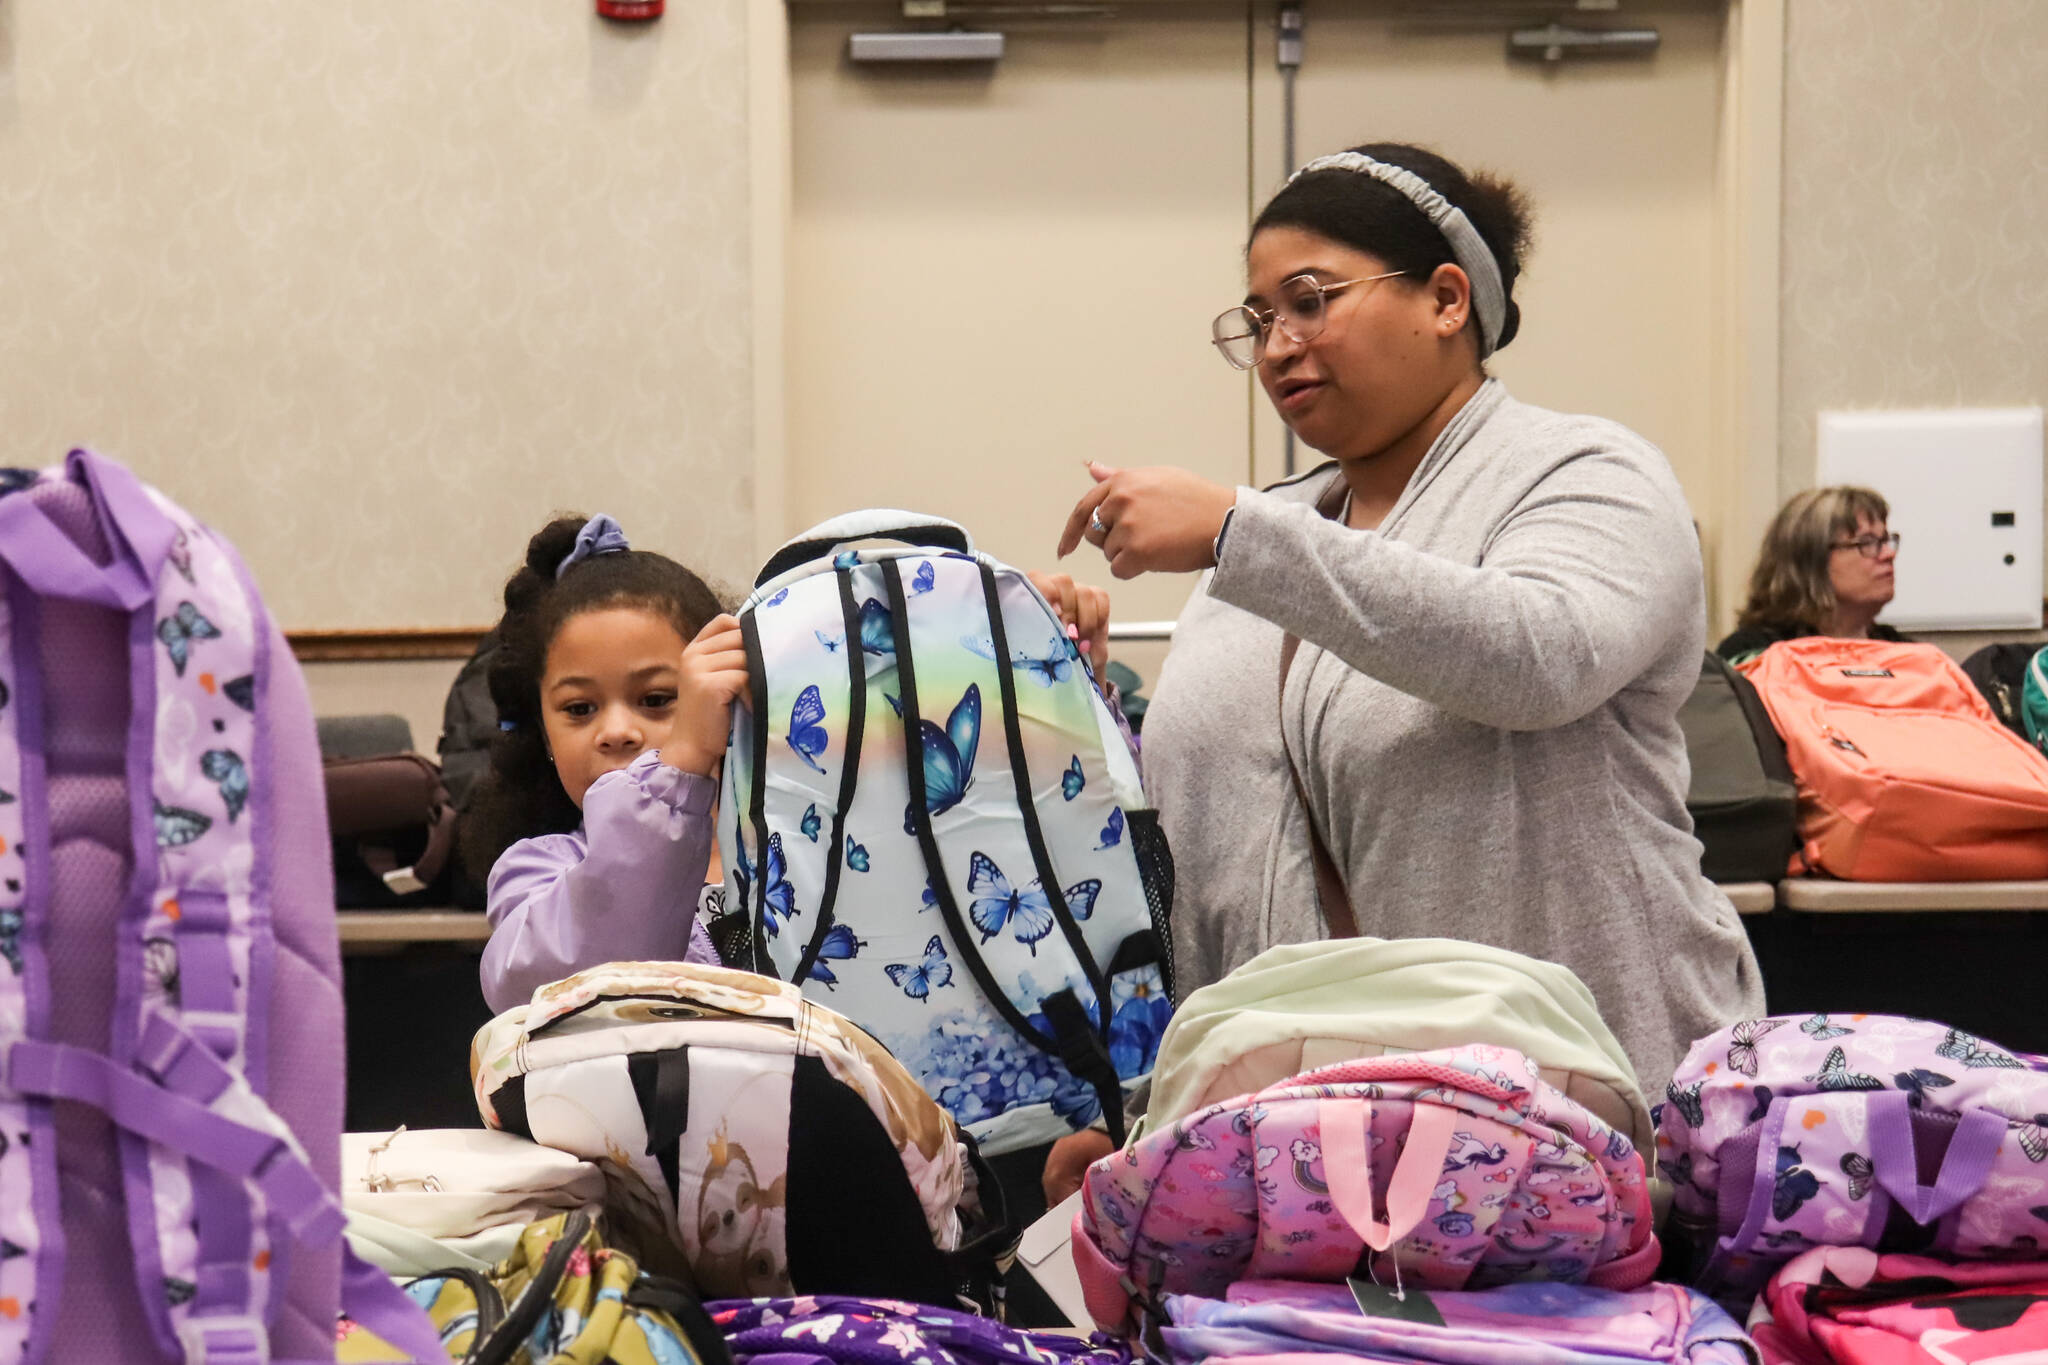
1780;0;2048;495
0;1;756;628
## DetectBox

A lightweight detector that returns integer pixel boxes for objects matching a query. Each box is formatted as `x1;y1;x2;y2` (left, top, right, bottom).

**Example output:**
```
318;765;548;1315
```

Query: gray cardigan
1143;380;1763;1088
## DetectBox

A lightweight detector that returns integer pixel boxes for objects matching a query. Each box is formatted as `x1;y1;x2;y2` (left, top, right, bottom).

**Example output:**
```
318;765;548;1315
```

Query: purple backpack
0;452;442;1363
1073;1045;1660;1335
711;1295;1132;1365
1659;1012;2048;1299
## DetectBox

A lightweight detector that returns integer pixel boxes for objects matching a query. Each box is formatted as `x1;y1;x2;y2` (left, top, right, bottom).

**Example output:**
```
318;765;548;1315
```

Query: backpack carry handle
0;450;180;609
1320;1099;1459;1252
1866;1091;2007;1226
755;510;975;587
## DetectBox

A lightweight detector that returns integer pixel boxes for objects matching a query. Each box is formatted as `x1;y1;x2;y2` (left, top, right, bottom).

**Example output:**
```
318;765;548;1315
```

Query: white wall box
1815;408;2045;631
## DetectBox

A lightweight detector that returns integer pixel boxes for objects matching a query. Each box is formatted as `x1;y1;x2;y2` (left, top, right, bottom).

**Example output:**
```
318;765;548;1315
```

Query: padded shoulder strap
116;475;288;1358
0;465;63;1365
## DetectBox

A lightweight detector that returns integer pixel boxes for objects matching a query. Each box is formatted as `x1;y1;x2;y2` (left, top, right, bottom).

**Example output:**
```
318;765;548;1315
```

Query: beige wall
1775;0;2048;641
0;1;758;630
1779;0;2048;513
784;0;1256;629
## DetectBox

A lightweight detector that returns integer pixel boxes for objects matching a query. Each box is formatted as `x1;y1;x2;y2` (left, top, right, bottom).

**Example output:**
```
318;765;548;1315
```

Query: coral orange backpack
1739;638;2048;880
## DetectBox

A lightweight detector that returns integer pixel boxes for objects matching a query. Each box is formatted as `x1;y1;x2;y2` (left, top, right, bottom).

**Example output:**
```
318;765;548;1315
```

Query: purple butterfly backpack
1659;1012;2048;1300
0;452;442;1363
1072;1045;1660;1335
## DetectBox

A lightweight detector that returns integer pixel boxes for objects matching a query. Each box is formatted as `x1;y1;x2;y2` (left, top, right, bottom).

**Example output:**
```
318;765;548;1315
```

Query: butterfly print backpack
470;961;1008;1305
1658;1012;2048;1301
0;451;444;1363
718;512;1175;1156
1072;1044;1660;1336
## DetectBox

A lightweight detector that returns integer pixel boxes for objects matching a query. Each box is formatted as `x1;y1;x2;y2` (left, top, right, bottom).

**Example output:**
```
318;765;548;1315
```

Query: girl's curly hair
462;515;725;884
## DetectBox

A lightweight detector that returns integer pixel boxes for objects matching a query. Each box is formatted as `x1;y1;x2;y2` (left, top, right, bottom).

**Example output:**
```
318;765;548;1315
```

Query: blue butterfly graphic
815;630;843;654
799;804;821;842
156;602;221;678
1772;1145;1821;1221
965;853;1100;952
1802;1013;1852;1040
734;832;799;937
785;686;829;775
833;551;860;570
1665;1078;1705;1129
882;693;902;717
1894;1069;1955;1109
1808;1046;1883;1092
856;599;895;655
920;878;938;913
806;924;865;989
911;561;936;595
1096;808;1124;850
200;749;248;823
1061;756;1084;801
906;684;980;830
845;835;869;873
1937;1028;2024;1070
962;633;1073;688
222;675;255;712
885;935;954;1001
0;908;21;975
153;800;212;848
764;587;790;608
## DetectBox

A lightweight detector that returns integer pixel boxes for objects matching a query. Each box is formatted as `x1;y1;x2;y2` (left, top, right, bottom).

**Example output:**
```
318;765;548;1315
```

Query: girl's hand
664;614;748;778
1042;1129;1117;1206
1059;460;1237;579
1027;571;1111;688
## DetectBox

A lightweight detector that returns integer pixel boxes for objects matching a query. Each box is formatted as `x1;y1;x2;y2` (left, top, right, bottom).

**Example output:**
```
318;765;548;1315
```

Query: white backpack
719;512;1175;1155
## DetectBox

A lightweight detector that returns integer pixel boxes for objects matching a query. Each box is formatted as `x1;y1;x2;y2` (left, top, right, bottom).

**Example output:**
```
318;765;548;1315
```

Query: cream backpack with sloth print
471;961;1009;1306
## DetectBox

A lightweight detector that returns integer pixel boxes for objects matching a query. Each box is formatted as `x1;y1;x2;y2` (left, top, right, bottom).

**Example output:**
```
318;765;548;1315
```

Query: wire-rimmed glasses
1210;271;1407;370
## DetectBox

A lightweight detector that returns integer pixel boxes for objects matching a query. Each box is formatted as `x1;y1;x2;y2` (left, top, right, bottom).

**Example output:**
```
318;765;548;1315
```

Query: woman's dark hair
462;515;727;883
1252;141;1535;352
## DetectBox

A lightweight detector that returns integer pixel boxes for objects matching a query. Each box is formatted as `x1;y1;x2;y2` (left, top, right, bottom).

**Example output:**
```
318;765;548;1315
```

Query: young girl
468;513;748;1013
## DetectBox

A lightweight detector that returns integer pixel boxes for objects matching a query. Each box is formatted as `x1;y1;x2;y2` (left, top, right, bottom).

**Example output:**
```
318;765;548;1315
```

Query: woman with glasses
1718;486;1903;665
1049;141;1763;1095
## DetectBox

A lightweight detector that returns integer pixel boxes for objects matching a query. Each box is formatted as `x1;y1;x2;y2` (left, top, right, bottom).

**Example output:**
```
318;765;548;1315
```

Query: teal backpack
2025;644;2048;754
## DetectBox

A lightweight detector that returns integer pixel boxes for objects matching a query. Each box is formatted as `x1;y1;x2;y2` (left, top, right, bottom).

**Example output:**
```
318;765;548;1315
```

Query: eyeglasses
1831;532;1901;559
1211;271;1407;371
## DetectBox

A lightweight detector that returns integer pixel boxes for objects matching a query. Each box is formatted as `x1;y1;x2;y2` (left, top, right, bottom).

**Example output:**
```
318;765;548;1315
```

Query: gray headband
1286;152;1506;358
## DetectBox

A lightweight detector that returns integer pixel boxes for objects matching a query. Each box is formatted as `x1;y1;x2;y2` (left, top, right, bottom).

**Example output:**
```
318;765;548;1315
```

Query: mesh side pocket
708;910;756;971
1125;809;1176;1003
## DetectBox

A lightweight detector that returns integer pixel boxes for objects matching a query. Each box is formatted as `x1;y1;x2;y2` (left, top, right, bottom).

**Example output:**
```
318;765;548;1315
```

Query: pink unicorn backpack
0;452;440;1363
1658;1012;2048;1301
1071;1044;1659;1335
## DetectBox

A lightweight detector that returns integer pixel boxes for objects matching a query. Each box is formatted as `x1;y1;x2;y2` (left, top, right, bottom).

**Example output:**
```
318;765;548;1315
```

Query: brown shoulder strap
1278;594;1359;937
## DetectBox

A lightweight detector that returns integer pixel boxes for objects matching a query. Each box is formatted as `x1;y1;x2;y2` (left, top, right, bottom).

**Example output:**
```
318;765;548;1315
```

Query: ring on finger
1089;509;1110;535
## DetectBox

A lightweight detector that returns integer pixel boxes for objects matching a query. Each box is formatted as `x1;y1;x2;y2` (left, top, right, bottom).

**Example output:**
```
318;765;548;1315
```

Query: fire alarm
598;0;663;19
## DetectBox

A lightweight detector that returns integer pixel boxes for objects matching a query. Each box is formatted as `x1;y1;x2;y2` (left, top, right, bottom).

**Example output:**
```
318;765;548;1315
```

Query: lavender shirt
480;748;722;1013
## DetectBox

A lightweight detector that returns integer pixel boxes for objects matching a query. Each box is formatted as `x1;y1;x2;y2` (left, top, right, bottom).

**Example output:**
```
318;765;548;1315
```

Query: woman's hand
663;614;748;778
1042;1129;1117;1207
1027;571;1111;688
1059;461;1238;579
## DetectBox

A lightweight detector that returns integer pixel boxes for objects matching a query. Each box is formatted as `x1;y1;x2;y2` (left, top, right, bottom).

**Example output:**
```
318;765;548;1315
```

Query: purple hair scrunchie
556;513;631;579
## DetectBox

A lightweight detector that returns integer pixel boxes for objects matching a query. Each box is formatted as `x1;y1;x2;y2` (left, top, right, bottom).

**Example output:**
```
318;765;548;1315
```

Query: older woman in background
1718;486;1903;664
